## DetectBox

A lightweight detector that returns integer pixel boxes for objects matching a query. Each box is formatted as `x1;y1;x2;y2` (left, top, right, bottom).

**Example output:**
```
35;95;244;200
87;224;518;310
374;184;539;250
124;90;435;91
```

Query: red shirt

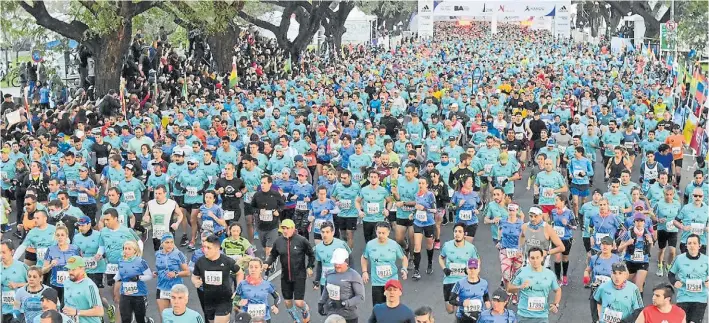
641;305;685;323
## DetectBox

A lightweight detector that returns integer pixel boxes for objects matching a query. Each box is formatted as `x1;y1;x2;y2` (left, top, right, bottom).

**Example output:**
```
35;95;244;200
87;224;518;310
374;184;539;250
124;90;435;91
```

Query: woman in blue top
550;195;577;286
154;234;189;316
234;258;281;321
583;236;622;323
448;258;491;323
115;240;153;323
497;203;524;305
618;214;653;295
73;166;97;225
41;226;81;306
199;191;227;241
309;186;339;245
412;177;437;280
14;267;50;323
451;176;481;243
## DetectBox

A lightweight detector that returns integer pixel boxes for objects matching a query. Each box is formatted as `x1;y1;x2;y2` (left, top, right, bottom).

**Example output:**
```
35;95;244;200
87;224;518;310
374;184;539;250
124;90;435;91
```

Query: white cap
75;130;85;139
331;248;349;265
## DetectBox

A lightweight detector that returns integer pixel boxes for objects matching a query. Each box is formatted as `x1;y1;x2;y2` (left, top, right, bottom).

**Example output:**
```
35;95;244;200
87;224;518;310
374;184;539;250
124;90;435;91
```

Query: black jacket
266;233;315;281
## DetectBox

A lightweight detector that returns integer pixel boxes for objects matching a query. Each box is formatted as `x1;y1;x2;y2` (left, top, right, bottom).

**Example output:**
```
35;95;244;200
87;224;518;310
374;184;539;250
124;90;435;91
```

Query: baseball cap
491;289;509;302
331;248;349;265
297;169;308;177
65;256;86;270
79;166;88;172
77;216;92;226
467;258;479;269
187;157;199;164
633;213;646;221
600;236;614;245
389;162;400;169
294;155;304;162
41;288;59;304
173;149;185;156
448;136;456;141
124;164;134;170
633;201;645;210
0;148;10;154
611;262;628;272
384;279;403;291
547;139;556;146
280;219;296;229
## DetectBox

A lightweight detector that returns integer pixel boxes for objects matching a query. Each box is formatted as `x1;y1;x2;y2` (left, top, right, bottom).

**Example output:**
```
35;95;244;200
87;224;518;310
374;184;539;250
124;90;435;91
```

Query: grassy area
0;54;31;88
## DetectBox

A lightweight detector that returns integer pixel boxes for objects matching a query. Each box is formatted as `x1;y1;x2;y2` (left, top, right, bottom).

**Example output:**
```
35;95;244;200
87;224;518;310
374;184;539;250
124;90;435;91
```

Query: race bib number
66;181;75;190
690;223;705;235
464;299;483;313
97;157;108;165
296;201;308;211
159;290;171;299
496;177;507;185
602;308;623;323
186;187;198;197
247;304;267;318
1;291;14;305
631;250;644;262
515;133;524;140
411;134;420;140
84;257;97;270
665;220;676;231
36;248;48;260
208;176;216;185
2;290;15;306
123;282;138;295
595;275;610;285
338;200;352;210
326;284;341;300
624;142;634;149
527;296;546;312
554;226;566;237
353;173;363;181
366;203;380;214
450;263;466;276
505;248;520;258
259;210;274;222
106;264;119;275
224;211;235;221
78;193;89;203
415;210;428;222
450;157;458;165
375;265;393;278
313;219;325;231
542;188;555;198
484;164;493;173
685;279;703;293
459;210;473;221
202;220;214;232
56;271;69;285
124;191;136;202
205;271;223;285
595;233;610;244
672;147;681;155
558;145;567;153
153;225;168;238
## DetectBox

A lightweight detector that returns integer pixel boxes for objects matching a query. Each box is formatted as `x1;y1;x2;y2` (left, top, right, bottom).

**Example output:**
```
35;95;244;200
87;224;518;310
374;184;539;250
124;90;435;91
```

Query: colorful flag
683;110;698;145
284;56;292;74
228;56;238;89
695;73;708;105
182;80;187;99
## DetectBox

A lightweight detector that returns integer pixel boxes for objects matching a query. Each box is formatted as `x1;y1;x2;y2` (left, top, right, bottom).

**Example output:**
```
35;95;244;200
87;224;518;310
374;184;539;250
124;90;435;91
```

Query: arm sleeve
344;276;366;308
314;261;322;283
270;290;281;306
138;267;153;281
667;271;678;285
305;238;316;269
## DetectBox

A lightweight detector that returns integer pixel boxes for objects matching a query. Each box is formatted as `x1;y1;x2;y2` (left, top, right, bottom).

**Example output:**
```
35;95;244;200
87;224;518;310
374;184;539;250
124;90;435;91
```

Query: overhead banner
432;1;559;17
554;3;571;38
418;0;434;38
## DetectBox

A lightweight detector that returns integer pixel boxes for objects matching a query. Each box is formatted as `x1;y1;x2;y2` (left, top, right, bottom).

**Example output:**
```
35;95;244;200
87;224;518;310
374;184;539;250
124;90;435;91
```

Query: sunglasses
24;203;33;206
694;195;704;198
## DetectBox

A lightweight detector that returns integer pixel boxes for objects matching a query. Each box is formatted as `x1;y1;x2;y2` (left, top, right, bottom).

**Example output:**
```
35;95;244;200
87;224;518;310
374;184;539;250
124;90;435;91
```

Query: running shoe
426;263;433;275
106;305;116;323
301;304;311;323
412;270;421;281
441;217;449;226
187;242;196;251
434;241;441;250
666;262;672;273
562;276;568;286
656;263;664;277
180;234;188;247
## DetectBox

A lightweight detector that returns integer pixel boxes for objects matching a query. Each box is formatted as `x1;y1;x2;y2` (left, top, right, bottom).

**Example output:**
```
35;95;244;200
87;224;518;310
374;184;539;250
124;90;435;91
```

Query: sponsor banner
554;3;571;38
433;1;559;17
418;0;434;38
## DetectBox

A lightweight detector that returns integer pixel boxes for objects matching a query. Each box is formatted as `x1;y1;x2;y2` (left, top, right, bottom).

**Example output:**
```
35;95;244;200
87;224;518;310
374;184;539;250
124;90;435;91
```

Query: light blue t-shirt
359;185;389;223
1;260;29;313
452;278;490;319
676;203;709;245
362;238;405;286
668;253;709;303
155;248;188;292
115;257;150;296
235;279;278;320
593;280;643;323
440;240;479;285
512;266;560;319
331;182;361;218
161;308;205;323
535;171;565;206
396;177;419;220
63;278;103;323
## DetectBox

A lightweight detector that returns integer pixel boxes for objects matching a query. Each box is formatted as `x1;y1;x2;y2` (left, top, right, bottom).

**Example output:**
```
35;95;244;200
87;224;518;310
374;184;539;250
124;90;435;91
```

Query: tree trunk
87;21;132;95
207;25;240;74
333;26;345;58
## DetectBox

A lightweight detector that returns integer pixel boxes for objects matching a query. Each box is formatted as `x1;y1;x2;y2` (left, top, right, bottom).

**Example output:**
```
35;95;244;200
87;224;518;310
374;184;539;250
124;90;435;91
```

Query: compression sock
562;261;570;276
300;303;310;321
287;306;300;322
554;262;562;280
414;252;421;270
427;248;434;265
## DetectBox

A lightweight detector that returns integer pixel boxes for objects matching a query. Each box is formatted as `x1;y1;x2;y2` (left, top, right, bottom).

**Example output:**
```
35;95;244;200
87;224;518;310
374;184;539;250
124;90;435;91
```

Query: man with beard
61;256;104;323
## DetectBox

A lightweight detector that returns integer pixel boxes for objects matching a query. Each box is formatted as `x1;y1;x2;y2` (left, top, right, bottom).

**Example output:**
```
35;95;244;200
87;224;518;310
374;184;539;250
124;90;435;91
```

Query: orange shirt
665;134;685;160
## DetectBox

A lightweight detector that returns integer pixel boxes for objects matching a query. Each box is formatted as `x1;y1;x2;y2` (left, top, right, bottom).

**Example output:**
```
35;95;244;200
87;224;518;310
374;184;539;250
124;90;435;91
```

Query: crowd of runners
0;21;708;323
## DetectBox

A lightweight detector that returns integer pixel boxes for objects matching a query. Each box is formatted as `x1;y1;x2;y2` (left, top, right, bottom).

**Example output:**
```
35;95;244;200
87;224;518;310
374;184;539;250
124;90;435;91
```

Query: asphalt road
4;153;707;323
